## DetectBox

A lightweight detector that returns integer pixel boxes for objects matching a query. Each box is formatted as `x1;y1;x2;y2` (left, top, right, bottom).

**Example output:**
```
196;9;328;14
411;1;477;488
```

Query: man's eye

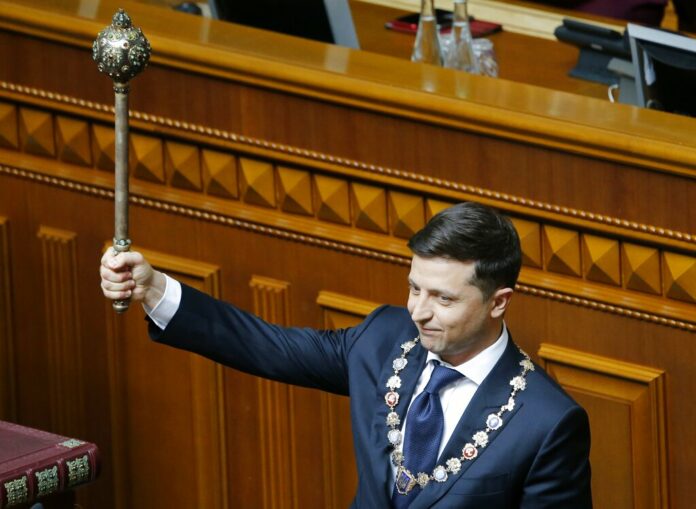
439;296;451;303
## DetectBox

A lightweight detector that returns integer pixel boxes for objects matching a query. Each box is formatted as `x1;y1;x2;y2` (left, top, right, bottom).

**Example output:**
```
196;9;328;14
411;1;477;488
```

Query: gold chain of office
383;338;534;495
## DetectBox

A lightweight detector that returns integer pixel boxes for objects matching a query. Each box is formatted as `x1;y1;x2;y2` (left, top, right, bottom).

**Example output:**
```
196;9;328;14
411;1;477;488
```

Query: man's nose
410;295;432;322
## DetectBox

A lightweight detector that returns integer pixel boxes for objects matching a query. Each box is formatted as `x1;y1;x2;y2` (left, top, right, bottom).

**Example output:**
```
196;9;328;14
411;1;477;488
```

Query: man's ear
489;287;514;319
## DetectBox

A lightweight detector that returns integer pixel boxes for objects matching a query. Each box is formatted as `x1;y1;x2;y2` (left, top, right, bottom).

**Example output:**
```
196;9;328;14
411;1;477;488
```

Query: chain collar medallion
386;337;534;496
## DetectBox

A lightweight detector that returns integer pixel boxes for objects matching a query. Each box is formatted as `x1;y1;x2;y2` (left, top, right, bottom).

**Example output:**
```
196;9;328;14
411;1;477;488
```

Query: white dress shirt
390;326;508;483
144;273;181;330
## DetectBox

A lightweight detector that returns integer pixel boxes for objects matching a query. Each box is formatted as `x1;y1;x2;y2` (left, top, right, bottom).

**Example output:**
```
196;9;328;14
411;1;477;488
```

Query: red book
0;421;100;508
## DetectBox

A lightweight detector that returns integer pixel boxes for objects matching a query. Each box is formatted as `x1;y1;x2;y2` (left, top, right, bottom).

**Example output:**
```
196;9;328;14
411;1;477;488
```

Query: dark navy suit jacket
150;283;592;508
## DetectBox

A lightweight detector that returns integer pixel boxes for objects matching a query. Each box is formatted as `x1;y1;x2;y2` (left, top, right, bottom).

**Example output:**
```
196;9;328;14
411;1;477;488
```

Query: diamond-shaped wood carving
202;149;237;199
352;183;387;233
165;141;201;191
0;102;18;149
314;174;350;225
277;166;313;216
389;191;424;238
56;116;91;167
239;158;276;208
663;252;696;303
92;124;115;172
622;243;661;295
19;107;55;157
582;234;620;286
130;133;164;183
511;217;542;268
425;199;452;220
542;225;581;276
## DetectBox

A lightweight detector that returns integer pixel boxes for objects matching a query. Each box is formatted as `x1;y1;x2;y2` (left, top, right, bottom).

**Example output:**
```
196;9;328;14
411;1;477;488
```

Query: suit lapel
409;339;525;509
370;337;427;500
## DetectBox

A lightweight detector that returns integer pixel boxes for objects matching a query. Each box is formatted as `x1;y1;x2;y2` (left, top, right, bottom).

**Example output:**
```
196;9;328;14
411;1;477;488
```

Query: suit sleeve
148;282;387;396
520;405;593;508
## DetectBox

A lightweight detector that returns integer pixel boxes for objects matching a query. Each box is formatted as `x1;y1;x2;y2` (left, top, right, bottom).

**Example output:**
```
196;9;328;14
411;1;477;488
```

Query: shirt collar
426;323;509;386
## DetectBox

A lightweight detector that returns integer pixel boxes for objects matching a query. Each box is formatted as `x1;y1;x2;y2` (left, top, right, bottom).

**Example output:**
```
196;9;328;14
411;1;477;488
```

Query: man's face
407;255;505;366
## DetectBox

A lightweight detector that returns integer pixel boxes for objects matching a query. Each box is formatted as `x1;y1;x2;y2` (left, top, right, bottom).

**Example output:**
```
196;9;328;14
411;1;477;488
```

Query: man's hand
100;248;166;309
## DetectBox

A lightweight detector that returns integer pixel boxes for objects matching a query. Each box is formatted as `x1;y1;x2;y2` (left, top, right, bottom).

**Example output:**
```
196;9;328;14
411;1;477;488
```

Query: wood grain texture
0;1;695;507
1;0;696;178
37;226;85;438
105;245;226;509
250;275;296;509
0;216;16;421
318;292;380;508
539;344;668;509
1;89;695;333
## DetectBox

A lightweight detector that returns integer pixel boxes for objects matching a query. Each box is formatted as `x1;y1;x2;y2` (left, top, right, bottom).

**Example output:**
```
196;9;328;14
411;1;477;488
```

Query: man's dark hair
408;202;522;299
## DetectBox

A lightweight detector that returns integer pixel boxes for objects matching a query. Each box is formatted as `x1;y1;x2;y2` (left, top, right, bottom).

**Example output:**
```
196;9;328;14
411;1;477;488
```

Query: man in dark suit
100;202;592;508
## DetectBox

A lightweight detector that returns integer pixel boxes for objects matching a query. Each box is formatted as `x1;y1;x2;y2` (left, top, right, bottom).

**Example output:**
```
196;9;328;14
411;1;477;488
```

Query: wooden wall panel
0;2;695;507
0;216;16;421
1;90;695;334
539;344;668;509
317;291;380;508
37;226;85;437
249;276;296;509
106;247;226;509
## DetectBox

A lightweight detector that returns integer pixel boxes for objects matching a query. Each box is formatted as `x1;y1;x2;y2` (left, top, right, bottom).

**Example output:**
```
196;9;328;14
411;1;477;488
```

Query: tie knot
423;363;462;395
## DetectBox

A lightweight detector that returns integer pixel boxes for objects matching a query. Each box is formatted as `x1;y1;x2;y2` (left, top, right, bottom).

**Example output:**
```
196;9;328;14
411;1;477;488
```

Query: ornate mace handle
93;9;151;313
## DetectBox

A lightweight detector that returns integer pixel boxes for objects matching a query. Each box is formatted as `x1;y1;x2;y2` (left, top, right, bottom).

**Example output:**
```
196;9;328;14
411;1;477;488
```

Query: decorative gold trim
58;438;84;448
66;455;90;487
3;164;696;332
1;0;695;178
1;83;694;252
130;194;409;266
35;465;59;497
516;283;695;332
0;164;407;265
4;476;28;506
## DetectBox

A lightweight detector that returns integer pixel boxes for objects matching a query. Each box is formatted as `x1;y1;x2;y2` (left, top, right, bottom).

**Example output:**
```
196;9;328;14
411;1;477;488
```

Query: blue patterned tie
392;362;463;508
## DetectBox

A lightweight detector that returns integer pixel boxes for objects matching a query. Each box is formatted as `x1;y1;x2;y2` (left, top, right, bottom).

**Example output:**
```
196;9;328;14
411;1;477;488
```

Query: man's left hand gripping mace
93;9;151;313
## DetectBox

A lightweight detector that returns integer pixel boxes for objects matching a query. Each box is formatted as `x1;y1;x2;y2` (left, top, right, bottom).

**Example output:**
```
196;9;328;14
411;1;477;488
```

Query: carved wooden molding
316;291;381;320
250;275;296;509
317;291;379;507
538;344;668;509
103;244;227;509
2;0;694;180
37;226;84;436
4;160;696;332
2;88;696;330
0;217;16;421
0;88;693;251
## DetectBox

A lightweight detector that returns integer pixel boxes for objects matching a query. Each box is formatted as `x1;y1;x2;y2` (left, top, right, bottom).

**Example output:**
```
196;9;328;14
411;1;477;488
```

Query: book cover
0;421;100;508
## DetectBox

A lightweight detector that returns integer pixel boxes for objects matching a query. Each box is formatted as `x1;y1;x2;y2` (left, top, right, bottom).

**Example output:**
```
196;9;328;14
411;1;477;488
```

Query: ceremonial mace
93;10;151;312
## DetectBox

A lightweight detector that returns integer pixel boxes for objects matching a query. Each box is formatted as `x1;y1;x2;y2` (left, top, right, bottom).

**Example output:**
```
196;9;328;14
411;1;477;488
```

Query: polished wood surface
0;0;694;507
351;0;609;98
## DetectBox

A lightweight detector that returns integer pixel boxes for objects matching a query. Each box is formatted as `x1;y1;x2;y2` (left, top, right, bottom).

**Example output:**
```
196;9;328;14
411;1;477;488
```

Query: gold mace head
93;9;151;84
